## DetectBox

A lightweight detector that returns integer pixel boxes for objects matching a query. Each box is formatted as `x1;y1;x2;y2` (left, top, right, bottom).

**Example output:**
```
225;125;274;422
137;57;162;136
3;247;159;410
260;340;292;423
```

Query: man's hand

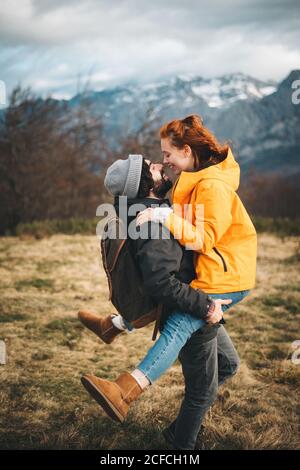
206;298;232;324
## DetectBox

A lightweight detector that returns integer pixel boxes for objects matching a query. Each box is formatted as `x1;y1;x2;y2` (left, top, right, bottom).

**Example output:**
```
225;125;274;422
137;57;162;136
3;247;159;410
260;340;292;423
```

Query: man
79;154;240;450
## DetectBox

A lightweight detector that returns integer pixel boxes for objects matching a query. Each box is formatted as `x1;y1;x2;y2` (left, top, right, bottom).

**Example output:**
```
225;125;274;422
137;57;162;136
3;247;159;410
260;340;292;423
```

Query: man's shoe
81;372;143;423
78;311;123;344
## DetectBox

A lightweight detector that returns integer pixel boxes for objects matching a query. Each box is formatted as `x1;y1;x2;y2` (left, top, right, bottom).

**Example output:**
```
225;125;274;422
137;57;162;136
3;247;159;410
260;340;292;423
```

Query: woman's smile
167;163;180;174
167;163;174;170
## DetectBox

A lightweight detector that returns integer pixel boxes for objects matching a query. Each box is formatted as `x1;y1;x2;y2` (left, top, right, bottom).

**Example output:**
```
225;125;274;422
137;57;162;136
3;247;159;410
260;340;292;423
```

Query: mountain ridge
1;70;299;175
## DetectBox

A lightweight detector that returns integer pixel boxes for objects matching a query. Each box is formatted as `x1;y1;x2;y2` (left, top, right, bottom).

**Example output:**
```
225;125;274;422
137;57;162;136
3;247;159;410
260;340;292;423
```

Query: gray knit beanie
104;154;144;198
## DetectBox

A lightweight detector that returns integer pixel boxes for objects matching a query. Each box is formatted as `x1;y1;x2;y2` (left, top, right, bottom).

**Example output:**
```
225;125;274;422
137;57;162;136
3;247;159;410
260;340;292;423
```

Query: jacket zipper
213;247;228;272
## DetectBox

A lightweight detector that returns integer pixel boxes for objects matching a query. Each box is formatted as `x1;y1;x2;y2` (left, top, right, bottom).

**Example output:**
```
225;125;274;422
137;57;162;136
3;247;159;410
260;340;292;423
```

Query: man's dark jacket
114;196;220;342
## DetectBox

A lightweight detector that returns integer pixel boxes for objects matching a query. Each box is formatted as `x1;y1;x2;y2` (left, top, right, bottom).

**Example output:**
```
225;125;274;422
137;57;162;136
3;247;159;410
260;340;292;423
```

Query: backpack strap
100;216;127;301
101;216;127;272
151;304;163;341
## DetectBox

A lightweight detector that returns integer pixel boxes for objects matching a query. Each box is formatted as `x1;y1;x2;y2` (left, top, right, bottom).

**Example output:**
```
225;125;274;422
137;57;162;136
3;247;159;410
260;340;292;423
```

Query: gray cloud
0;0;299;100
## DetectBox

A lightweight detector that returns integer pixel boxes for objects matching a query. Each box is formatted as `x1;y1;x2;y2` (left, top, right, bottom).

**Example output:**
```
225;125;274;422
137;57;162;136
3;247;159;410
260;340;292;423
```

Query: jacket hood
172;148;240;203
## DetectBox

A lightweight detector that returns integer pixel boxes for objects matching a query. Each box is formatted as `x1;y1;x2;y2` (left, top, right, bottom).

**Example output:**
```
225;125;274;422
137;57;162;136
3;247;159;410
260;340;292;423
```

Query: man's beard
152;176;173;199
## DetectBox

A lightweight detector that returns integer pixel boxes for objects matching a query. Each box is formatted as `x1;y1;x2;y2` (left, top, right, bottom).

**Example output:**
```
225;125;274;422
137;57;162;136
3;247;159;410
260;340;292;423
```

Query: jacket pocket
213;247;228;272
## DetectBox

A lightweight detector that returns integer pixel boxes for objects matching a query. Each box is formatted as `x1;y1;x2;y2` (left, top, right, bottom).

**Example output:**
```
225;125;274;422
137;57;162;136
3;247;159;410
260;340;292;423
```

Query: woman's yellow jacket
164;148;257;293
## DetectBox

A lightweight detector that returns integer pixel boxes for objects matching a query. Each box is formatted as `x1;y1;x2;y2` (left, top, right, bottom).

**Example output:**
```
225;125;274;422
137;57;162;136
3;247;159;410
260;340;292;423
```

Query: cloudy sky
0;0;299;100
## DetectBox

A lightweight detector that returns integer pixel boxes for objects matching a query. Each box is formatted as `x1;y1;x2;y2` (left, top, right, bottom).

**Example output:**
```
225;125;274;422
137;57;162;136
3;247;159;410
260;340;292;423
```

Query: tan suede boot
81;372;143;423
78;310;123;344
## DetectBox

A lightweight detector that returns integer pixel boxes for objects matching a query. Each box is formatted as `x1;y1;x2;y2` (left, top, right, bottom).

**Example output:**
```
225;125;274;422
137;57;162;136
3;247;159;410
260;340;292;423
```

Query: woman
81;115;257;447
138;114;257;294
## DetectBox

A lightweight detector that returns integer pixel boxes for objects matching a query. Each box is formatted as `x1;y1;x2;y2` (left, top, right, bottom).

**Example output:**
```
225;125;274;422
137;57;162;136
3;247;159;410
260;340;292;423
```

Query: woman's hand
206;298;232;324
136;208;154;226
136;207;173;226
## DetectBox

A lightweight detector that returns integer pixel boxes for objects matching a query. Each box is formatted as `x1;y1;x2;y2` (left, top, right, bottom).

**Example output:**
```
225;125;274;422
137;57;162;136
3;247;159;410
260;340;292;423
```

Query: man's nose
154;162;163;171
162;155;168;164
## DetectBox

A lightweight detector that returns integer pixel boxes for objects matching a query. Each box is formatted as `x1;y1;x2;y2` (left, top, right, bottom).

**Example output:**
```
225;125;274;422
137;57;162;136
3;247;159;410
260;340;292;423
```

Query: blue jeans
137;290;250;383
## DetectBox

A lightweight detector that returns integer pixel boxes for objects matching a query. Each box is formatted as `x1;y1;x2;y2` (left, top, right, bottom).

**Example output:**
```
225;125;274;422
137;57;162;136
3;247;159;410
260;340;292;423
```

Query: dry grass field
0;233;299;450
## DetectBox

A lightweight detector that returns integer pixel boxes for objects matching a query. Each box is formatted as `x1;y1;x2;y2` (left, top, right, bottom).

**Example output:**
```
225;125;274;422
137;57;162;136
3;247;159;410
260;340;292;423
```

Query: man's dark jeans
168;325;240;450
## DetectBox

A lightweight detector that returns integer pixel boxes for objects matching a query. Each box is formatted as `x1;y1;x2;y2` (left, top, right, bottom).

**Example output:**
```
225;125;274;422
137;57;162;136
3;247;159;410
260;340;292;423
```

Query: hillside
0;233;299;449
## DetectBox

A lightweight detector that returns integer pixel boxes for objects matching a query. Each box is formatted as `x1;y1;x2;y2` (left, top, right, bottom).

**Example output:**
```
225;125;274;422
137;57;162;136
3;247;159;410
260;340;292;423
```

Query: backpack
100;215;162;339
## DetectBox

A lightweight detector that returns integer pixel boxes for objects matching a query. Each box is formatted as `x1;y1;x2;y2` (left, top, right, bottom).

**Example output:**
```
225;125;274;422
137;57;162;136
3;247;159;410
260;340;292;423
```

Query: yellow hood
172;148;240;203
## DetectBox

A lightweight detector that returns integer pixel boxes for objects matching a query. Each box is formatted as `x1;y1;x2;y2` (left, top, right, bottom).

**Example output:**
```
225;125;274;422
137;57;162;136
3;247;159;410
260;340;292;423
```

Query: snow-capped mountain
174;72;276;108
211;70;300;175
66;70;300;175
81;72;276;111
72;72;276;112
1;71;298;175
68;72;278;145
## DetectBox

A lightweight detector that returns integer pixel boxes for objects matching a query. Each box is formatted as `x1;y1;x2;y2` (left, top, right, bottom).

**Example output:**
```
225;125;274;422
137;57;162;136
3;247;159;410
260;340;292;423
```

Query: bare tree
0;86;109;234
239;170;300;218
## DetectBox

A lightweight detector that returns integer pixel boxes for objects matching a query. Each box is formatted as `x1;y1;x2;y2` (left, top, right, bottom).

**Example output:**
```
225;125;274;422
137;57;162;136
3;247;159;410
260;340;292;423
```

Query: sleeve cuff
152;207;173;224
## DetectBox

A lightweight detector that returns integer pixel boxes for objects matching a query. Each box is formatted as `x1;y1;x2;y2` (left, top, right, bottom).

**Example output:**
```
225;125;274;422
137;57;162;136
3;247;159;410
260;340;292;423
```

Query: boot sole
81;375;125;423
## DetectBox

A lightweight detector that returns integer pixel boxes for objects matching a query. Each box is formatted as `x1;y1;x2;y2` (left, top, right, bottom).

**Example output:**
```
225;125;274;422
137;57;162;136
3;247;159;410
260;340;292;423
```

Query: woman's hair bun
181;114;203;129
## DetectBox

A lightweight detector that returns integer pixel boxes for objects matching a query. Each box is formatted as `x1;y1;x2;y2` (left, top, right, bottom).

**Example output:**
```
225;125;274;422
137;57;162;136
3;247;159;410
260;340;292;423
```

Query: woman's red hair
160;114;229;170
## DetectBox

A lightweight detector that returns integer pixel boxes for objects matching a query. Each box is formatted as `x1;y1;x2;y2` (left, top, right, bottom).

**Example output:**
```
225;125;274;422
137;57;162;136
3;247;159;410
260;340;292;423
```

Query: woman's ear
184;144;192;158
